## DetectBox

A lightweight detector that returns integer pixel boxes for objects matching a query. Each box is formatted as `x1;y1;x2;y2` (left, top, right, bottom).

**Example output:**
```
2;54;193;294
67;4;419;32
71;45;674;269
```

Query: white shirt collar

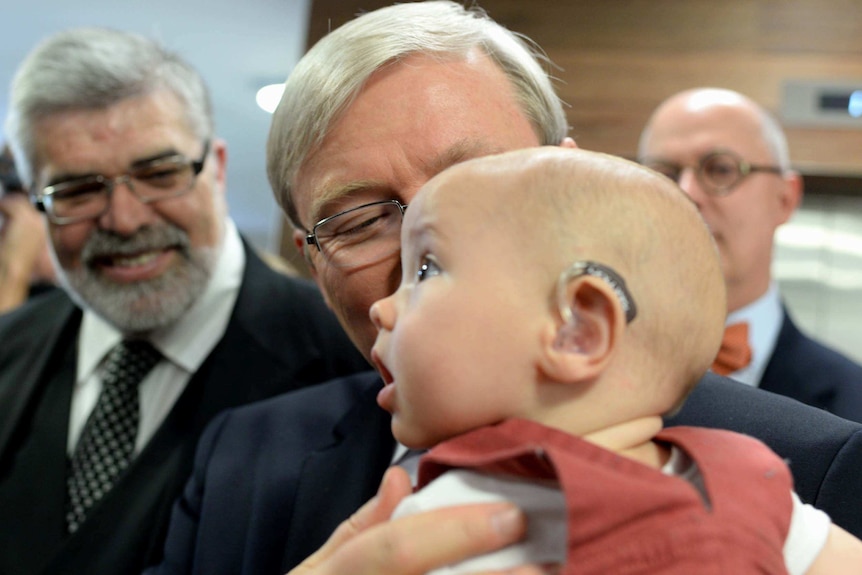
77;219;245;380
723;283;783;386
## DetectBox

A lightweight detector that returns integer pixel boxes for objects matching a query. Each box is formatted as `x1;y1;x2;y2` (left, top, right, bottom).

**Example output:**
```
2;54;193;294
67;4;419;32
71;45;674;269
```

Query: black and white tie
66;340;161;533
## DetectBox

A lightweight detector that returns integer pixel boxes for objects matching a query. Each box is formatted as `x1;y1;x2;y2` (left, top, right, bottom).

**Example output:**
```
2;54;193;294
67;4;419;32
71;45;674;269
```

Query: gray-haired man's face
291;51;542;361
33;90;227;332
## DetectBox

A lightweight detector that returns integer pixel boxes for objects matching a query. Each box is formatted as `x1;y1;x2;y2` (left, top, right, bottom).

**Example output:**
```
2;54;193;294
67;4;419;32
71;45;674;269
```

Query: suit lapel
0;292;80;462
281;380;396;571
41;366;287;572
40;243;297;572
34;240;365;573
760;309;834;406
0;333;78;575
152;241;308;436
171;244;306;421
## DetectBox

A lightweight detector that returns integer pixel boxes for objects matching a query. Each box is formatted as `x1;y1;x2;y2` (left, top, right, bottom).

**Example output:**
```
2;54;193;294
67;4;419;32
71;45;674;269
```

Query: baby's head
370;147;726;449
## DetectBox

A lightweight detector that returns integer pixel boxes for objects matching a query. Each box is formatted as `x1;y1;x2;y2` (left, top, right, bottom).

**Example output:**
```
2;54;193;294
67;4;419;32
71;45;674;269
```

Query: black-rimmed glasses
639;150;783;196
33;141;210;225
305;199;408;268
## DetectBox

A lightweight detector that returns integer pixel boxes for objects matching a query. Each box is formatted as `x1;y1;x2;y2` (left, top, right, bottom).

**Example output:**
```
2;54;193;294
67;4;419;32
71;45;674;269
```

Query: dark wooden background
307;0;862;172
281;0;862;265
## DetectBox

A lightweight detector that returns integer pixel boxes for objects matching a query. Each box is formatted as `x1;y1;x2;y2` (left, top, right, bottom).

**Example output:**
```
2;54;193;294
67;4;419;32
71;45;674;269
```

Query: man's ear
539;275;620;383
776;169;803;225
210;138;228;188
292;227;316;270
560;137;578;149
292;227;335;310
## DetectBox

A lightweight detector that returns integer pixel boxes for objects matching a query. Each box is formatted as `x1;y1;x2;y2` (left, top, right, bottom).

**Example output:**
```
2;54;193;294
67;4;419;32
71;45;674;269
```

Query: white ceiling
1;0;311;252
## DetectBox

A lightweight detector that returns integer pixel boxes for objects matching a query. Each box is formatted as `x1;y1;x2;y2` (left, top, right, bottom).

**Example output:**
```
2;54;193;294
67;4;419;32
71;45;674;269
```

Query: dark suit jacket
148;370;862;575
0;241;369;575
759;309;862;423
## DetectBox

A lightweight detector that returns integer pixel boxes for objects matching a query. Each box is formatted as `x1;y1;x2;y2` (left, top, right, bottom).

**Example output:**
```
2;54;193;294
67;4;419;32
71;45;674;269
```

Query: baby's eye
416;257;441;282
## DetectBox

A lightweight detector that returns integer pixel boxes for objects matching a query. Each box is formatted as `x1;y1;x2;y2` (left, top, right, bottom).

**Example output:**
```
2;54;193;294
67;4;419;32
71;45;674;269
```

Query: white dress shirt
67;219;245;455
391;442;423;483
723;283;783;387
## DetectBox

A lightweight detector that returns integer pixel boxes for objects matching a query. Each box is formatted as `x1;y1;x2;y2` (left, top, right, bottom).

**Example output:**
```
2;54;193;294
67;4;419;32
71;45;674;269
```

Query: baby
370;147;862;574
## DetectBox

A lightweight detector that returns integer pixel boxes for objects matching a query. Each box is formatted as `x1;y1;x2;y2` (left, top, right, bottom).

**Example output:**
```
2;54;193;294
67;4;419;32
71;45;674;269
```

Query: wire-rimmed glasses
639;149;783;196
33;141;210;225
305;199;408;268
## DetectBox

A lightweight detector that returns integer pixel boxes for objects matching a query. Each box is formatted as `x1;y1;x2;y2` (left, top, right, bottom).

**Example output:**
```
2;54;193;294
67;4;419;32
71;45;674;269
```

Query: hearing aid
553;261;638;353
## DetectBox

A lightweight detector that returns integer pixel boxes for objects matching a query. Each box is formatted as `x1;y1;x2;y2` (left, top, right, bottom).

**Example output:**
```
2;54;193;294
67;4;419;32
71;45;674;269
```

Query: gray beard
55;224;218;335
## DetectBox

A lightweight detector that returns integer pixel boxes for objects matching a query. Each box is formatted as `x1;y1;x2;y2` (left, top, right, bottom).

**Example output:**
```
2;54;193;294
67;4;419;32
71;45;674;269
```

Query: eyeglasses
639;150;783;196
557;261;638;324
33;141;210;225
305;199;408;268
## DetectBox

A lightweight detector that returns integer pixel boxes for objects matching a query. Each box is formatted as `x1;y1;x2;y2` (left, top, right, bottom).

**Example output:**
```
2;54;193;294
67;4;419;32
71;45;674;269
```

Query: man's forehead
646;111;766;159
408;163;497;224
32;93;194;169
303;139;511;225
293;45;542;226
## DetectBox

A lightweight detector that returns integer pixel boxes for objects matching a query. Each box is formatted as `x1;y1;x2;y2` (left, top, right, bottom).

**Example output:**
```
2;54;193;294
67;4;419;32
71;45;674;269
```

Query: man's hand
288;466;543;575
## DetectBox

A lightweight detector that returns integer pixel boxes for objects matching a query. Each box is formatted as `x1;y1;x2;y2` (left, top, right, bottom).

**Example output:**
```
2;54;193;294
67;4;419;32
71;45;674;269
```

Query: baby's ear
539;275;621;383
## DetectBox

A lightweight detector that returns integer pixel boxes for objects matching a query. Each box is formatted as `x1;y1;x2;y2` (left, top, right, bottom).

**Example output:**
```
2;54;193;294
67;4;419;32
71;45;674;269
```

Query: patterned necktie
66;340;161;533
711;322;752;376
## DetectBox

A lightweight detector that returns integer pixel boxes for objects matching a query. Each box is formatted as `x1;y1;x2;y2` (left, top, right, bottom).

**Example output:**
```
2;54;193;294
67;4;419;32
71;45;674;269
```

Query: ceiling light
256;83;285;114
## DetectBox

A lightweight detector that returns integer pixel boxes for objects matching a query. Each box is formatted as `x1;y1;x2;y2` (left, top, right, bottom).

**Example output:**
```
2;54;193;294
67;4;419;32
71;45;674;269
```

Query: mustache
81;224;191;262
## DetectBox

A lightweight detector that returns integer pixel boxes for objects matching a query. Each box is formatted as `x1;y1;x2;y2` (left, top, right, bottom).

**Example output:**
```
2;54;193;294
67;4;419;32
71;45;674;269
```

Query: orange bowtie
711;322;752;376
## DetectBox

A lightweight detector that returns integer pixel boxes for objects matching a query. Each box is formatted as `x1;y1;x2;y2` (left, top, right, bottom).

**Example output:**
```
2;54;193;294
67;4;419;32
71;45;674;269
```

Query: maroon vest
419;419;792;574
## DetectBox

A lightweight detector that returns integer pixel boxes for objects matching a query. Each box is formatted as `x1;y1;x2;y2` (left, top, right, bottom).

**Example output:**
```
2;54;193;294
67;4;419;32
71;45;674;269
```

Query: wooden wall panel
283;0;862;268
557;51;862;173
307;0;862;173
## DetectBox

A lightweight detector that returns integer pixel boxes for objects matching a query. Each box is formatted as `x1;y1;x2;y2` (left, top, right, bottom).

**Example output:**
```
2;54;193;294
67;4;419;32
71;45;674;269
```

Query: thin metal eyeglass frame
305;199;409;262
34;140;210;225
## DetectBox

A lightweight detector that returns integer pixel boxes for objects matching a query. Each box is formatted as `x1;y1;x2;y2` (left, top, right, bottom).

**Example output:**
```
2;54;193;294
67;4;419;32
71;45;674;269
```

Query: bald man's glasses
306;199;408;268
640;150;783;196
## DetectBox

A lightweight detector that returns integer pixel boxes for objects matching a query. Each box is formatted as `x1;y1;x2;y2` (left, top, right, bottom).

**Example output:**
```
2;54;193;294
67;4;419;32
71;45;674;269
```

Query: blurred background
3;0;862;360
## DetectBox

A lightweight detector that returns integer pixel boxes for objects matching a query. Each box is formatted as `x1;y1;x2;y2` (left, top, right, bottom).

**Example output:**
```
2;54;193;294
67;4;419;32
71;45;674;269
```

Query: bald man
638;88;862;423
